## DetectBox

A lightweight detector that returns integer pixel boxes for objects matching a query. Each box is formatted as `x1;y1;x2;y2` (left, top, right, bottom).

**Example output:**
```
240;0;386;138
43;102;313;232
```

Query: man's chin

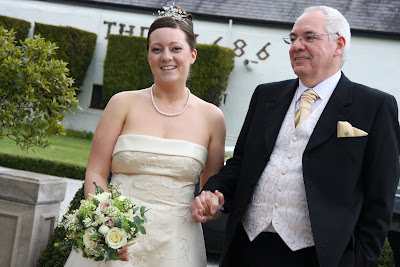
293;67;309;77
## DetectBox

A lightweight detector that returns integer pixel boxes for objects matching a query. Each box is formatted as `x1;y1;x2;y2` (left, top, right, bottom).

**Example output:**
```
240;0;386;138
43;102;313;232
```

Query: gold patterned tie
295;89;319;128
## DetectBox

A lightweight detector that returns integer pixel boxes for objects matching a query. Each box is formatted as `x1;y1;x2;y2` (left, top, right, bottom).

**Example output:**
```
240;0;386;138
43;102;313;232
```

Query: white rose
119;196;126;201
83;228;96;248
96;192;111;202
105;227;127;249
98;224;110;235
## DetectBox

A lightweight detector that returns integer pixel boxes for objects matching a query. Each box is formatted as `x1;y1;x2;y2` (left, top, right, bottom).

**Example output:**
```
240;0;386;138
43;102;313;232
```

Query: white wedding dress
64;134;208;267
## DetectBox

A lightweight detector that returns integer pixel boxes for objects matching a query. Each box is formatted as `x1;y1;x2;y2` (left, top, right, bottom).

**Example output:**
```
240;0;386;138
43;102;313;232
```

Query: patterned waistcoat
242;92;327;251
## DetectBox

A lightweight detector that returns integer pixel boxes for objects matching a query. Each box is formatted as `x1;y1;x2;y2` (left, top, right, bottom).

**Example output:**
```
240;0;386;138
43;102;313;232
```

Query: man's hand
190;190;225;223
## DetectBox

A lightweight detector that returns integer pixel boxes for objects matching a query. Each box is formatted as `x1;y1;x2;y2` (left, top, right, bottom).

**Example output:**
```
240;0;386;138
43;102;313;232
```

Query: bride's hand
118;247;129;261
191;190;224;223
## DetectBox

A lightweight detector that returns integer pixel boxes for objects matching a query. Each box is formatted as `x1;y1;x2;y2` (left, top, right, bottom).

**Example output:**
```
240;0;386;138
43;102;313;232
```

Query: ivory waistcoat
242;92;327;251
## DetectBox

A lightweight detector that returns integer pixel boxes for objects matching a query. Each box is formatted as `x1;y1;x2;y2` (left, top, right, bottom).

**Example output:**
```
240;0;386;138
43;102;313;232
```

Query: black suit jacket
203;74;400;267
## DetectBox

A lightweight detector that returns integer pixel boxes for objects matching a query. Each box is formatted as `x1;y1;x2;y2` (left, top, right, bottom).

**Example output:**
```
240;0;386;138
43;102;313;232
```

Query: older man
192;6;400;267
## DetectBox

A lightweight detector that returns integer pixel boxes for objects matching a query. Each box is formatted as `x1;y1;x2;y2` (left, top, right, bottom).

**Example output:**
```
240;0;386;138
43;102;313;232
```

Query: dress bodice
112;134;208;180
111;134;208;207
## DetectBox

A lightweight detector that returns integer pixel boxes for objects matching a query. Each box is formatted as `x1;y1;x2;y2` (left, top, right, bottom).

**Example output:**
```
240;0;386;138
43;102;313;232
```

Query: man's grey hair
300;6;351;66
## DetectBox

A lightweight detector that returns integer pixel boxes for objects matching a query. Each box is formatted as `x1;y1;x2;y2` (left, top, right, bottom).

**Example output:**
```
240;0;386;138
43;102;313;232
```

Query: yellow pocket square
337;121;368;138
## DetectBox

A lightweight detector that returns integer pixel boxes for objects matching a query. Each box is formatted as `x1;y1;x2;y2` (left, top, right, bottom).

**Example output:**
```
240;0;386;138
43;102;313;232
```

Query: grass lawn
0;135;92;167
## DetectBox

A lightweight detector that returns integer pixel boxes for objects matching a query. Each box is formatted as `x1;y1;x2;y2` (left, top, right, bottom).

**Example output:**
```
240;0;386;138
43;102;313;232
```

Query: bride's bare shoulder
193;95;224;118
108;88;150;105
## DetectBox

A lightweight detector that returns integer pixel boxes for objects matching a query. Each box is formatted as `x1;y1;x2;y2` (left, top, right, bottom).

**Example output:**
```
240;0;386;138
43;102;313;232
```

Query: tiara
158;3;187;22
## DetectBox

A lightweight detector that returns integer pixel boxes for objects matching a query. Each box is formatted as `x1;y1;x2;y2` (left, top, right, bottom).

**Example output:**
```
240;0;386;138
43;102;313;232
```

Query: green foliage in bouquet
0;27;79;151
102;35;235;106
34;23;97;91
0;15;30;41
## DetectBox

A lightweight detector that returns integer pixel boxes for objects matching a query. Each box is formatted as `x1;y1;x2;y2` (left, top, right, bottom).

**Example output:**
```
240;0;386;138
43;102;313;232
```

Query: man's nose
291;36;306;50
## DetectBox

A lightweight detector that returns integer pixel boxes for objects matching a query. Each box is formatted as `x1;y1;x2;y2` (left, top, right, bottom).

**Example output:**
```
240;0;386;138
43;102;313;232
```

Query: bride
64;4;226;267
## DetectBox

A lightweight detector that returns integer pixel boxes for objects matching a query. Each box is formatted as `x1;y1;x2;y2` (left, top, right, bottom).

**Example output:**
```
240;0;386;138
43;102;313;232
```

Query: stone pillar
0;167;67;267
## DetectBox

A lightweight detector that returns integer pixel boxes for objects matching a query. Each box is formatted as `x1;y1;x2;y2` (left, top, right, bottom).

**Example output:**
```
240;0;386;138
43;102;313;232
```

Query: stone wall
0;167;67;267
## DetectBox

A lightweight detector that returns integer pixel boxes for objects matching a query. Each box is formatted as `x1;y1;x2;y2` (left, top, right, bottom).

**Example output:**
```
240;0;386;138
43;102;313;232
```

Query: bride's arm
84;92;128;199
191;104;225;223
199;104;226;190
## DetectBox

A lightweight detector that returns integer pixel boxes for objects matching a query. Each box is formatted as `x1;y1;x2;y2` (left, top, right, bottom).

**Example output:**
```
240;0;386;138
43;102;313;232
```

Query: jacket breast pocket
336;135;368;147
335;135;368;167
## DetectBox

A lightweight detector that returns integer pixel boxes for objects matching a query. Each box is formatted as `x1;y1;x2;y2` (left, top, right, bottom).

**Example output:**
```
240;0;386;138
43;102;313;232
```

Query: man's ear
334;35;346;57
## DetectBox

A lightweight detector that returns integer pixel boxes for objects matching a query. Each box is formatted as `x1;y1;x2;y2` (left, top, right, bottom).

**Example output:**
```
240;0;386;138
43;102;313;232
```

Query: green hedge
65;129;94;140
0;15;30;41
378;238;395;266
102;35;235;106
102;35;152;104
0;152;86;180
188;44;235;106
37;185;85;267
34;23;97;91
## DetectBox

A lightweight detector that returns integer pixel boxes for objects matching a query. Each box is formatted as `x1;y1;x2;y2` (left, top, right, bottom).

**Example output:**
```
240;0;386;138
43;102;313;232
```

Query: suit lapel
264;79;298;155
305;74;353;151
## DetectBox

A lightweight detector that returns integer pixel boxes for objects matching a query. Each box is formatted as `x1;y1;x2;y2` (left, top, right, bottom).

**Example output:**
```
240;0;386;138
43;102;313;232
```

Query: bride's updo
147;5;195;52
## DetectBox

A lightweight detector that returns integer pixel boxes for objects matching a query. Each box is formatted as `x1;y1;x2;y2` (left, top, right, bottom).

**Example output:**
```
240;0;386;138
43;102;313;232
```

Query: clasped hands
190;190;225;223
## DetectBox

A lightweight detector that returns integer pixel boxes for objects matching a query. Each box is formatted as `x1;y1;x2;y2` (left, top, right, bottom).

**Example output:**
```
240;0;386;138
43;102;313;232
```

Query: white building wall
2;0;399;146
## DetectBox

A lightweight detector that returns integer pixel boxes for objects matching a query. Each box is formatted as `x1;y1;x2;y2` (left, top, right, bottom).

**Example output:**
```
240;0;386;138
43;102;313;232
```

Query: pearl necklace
150;84;191;117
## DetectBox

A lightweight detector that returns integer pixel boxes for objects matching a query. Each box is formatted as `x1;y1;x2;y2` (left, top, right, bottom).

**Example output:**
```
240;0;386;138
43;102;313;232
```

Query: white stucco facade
2;0;400;146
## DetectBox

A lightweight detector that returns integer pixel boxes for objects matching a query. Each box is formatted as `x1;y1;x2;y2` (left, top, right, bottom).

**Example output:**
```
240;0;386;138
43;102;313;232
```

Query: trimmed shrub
102;35;152;104
0;152;86;180
65;129;94;140
378;238;395;266
102;35;235;106
188;44;235;106
0;15;30;41
34;23;97;90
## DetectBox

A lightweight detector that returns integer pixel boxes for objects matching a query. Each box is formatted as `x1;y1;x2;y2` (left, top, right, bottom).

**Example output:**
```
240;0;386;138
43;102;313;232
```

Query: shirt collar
296;71;342;102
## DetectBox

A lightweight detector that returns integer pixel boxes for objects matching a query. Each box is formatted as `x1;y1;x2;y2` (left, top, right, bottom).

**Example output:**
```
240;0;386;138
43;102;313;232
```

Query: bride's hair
146;6;195;52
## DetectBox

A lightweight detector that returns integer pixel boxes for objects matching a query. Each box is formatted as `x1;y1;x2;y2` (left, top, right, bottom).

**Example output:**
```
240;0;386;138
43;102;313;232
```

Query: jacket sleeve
202;85;261;212
354;94;400;265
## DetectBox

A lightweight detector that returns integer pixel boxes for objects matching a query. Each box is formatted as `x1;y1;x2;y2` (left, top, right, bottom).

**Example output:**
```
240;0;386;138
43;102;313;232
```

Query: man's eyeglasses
282;32;339;45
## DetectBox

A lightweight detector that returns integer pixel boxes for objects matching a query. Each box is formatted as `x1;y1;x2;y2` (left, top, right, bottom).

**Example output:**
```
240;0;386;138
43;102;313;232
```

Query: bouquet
58;182;147;261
